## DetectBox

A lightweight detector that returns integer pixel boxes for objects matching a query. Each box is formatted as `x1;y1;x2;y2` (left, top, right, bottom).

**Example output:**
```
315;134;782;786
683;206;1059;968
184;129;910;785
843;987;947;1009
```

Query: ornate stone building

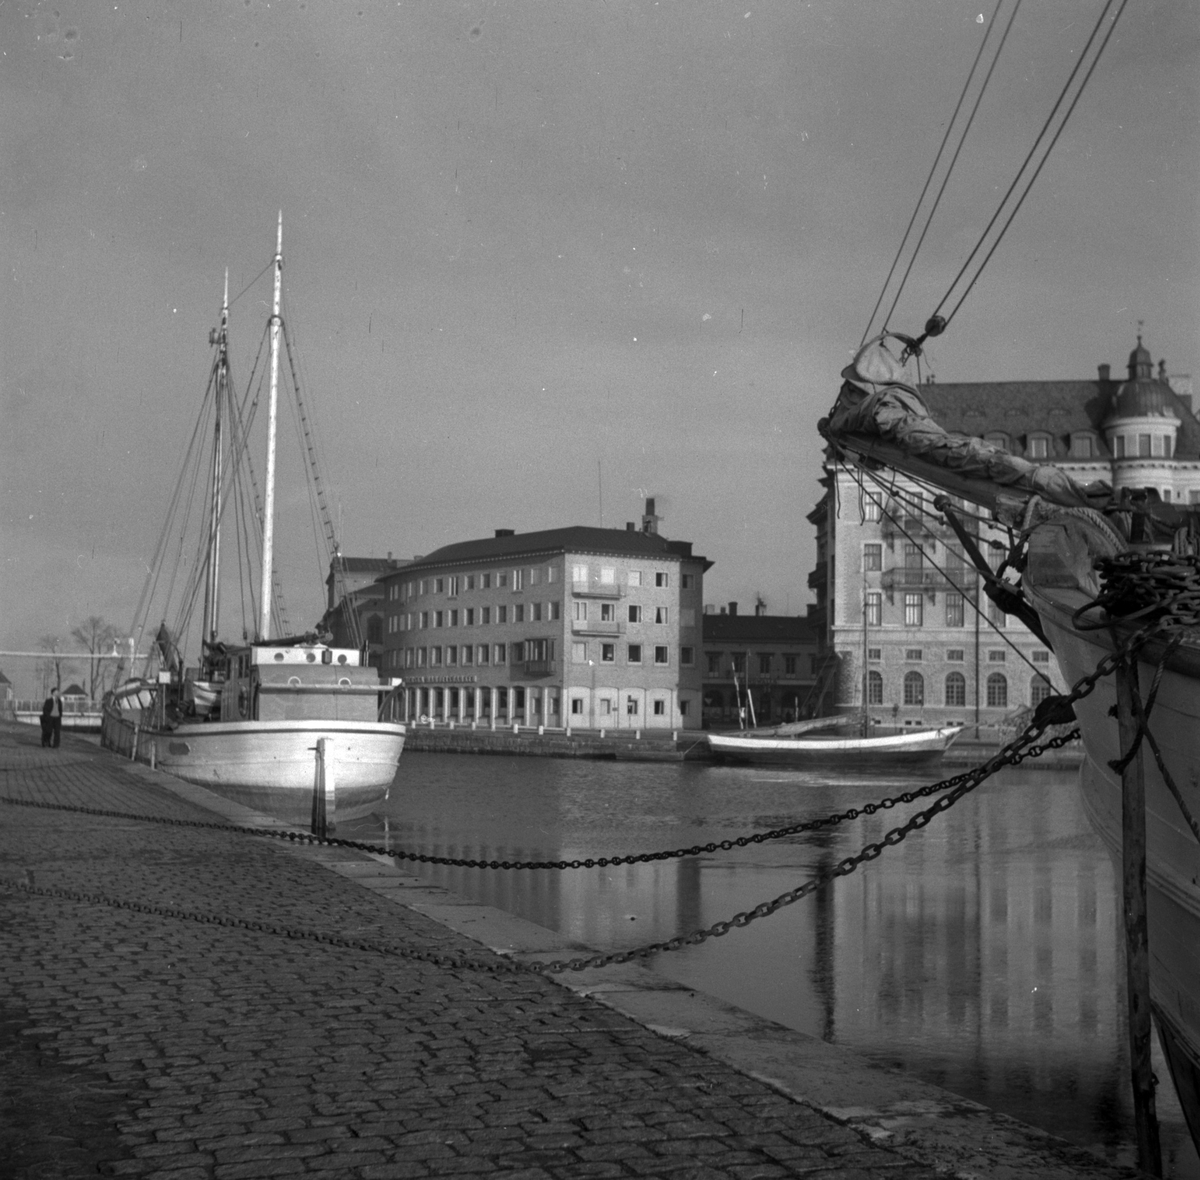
809;336;1196;731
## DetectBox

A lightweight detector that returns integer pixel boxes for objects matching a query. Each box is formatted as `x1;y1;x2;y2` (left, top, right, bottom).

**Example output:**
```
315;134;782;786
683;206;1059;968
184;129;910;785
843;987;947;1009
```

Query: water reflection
356;754;1197;1177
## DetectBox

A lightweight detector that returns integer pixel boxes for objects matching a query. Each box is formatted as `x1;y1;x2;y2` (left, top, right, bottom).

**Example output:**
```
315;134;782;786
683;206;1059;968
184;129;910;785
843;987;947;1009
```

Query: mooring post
1114;655;1163;1177
311;737;335;839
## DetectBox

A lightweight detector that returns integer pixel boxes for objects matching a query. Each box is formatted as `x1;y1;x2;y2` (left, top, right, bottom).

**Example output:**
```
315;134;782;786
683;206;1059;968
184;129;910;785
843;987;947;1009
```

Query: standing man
41;687;63;748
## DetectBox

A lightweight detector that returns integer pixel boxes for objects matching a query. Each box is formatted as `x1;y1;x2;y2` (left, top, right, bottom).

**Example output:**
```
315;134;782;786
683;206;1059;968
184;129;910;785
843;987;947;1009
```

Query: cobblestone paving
0;724;1103;1179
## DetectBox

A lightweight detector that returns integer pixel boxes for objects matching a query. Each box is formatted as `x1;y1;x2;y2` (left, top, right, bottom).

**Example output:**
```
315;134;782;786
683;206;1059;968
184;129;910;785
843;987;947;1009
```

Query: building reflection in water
377;756;1196;1176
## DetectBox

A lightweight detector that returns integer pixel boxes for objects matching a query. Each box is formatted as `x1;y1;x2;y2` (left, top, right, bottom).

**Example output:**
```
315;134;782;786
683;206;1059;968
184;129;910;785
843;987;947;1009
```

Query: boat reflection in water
364;753;1199;1177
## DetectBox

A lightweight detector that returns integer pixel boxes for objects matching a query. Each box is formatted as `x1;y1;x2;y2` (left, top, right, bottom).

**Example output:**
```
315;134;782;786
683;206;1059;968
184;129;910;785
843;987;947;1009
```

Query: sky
3;0;1197;696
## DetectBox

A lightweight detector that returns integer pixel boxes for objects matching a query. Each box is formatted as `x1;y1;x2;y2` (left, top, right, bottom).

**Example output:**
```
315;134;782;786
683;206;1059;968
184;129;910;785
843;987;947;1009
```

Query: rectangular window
730;653;745;674
597;602;613;622
494;644;506;664
987;599;1007;629
758;653;772;674
465;608;475;626
1028;436;1048;459
1113;436;1126;458
497;605;508;624
572;642;587;663
404;648;414;668
601;643;615;663
905;648;923;661
653;699;666;716
446;646;458;666
572;564;588;584
904;593;923;627
533;602;543;622
600;567;615;584
706;653;720;675
418;579;427;596
498;572;508;588
903;542;923;570
947;649;965;662
573;601;587;622
988;650;1007;662
655;571;669;588
512;641;525;662
478;645;489;665
466;575;475;591
420;611;429;629
514;604;525;623
784;655;796;675
628;644;642;664
681;646;694;666
430;646;442;666
461;645;473;665
435;578;444;594
571;697;584;716
654;646;669;665
863;493;882;522
512;569;524;591
482;573;492;589
867;647;882;661
529;568;539;585
628;570;642;587
655;607;669;624
1071;434;1094;458
448;576;459;597
551;602;560;621
628;604;641;623
626;696;639;716
682;573;694;590
946;594;965;628
600;698;612;716
416;648;427;667
1139;433;1152;457
435;610;444;628
865;591;882;628
1032;650;1051;663
679;699;691;716
449;609;459;627
547;566;556;583
863;543;882;571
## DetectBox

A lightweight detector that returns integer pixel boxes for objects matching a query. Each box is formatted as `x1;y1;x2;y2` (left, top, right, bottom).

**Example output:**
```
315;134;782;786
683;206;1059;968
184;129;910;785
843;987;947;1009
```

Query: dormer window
1027;435;1050;460
1069;433;1095;458
984;432;1010;453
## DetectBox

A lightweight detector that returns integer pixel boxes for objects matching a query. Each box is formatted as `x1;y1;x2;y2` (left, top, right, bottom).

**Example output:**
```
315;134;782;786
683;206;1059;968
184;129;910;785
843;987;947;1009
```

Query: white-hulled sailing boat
101;217;405;825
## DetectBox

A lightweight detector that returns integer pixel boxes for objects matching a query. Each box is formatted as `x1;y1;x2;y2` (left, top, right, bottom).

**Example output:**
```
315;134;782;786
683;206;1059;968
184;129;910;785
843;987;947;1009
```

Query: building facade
700;605;831;728
378;505;712;730
811;336;1196;731
319;555;410;669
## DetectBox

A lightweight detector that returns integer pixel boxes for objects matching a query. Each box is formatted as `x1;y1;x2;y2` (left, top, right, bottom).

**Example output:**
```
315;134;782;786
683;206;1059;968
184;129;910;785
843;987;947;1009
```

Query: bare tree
71;616;119;702
37;635;71;696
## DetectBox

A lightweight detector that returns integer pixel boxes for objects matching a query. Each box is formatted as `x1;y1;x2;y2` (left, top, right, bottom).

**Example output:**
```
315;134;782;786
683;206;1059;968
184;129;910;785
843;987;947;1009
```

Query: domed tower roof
1104;334;1179;424
1127;334;1153;380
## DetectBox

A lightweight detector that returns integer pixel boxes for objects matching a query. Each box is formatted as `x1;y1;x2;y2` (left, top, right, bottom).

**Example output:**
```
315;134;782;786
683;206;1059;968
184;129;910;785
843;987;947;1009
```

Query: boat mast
861;563;869;737
202;270;230;651
258;213;283;642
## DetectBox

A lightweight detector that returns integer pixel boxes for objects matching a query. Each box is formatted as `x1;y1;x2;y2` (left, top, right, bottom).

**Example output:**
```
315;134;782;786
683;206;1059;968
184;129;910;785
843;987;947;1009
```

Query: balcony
511;659;557;679
881;567;976;602
571;618;625;637
572;580;623;599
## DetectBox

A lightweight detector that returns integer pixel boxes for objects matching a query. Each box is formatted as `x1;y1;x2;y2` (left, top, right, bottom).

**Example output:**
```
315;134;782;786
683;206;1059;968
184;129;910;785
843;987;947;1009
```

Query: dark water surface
350;752;1198;1177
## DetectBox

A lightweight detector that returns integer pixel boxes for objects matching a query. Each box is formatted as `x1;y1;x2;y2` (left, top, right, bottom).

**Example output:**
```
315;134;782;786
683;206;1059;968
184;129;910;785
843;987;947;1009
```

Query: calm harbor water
350;752;1198;1177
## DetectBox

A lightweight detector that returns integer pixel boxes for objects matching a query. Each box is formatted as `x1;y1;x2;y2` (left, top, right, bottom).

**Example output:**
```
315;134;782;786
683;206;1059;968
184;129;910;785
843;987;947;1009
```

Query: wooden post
311;737;335;839
1114;657;1163;1177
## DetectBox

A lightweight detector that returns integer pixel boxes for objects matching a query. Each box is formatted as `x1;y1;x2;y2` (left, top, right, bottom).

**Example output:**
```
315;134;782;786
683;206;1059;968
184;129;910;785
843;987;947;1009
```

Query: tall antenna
597;460;603;527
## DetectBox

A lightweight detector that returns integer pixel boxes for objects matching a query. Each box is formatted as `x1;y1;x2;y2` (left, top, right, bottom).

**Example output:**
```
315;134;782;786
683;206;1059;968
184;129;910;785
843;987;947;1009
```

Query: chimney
626;522;635;531
387;551;393;560
728;601;738;617
641;497;660;535
719;606;727;615
1098;363;1111;383
495;529;515;538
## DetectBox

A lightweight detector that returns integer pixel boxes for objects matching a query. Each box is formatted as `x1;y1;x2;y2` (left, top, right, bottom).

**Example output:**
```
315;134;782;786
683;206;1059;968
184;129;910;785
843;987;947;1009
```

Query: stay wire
936;0;1129;327
859;0;1007;347
878;0;1023;338
843;460;1047;681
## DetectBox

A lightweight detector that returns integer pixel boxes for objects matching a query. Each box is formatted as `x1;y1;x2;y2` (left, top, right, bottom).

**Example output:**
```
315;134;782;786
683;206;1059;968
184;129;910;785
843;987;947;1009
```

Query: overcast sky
3;0;1197;695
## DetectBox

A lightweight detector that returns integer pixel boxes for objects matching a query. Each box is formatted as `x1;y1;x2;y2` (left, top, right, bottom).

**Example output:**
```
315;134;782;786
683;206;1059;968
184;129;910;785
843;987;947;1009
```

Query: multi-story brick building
700;604;831;728
378;503;712;730
810;335;1195;731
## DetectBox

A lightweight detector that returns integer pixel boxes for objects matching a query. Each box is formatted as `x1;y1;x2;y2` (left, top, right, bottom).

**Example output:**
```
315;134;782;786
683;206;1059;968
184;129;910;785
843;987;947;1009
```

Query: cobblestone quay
0;722;1139;1179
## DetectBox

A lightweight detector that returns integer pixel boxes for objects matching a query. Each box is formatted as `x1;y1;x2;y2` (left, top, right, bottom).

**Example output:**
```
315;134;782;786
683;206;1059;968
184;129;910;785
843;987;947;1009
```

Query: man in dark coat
41;688;63;748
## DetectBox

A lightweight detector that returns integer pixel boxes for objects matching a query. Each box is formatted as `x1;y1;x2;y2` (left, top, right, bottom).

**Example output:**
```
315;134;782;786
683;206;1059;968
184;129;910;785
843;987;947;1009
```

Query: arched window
986;673;1008;708
944;672;966;708
867;670;883;705
903;671;924;707
1030;675;1054;706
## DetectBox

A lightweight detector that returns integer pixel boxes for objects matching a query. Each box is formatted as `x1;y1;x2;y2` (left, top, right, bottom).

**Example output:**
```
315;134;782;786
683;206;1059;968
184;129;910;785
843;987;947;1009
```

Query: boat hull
706;726;961;765
1028;581;1200;1151
101;709;405;825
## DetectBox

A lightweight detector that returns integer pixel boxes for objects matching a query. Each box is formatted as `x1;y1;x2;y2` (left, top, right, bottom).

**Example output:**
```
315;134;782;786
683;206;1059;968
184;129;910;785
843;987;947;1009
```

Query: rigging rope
932;0;1129;329
872;0;1023;344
